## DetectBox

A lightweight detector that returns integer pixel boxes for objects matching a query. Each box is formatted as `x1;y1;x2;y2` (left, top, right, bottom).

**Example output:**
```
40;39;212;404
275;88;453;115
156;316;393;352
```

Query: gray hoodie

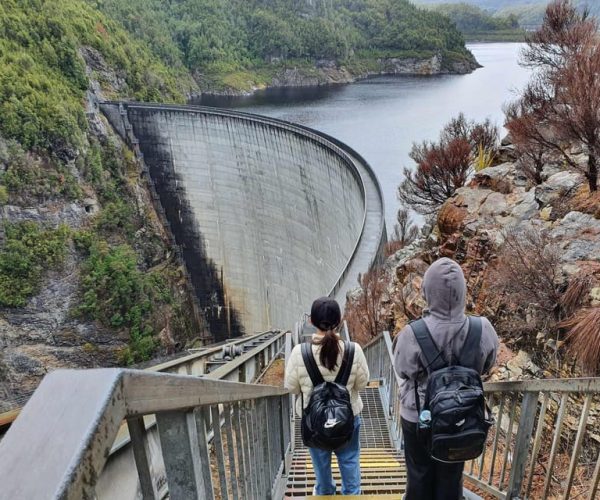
393;257;499;422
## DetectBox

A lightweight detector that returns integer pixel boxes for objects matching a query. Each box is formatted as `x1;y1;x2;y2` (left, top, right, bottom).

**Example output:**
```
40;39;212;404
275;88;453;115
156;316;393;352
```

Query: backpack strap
334;341;355;386
458;316;482;369
301;342;325;387
410;318;447;373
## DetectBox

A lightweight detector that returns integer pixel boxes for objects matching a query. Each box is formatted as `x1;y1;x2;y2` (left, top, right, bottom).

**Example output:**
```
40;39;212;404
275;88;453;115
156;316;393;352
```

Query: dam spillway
101;103;386;339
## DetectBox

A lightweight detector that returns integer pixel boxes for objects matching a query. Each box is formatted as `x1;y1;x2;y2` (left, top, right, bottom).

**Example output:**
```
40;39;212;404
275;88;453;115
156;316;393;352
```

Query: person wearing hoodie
393;257;499;500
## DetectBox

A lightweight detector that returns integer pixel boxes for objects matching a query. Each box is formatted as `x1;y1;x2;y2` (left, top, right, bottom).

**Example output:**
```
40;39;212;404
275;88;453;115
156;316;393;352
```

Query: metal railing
464;378;600;500
363;331;600;500
0;369;291;500
363;332;403;451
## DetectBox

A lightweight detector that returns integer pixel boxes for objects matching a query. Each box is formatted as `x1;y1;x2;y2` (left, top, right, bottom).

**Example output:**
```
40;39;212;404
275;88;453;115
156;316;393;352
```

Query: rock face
0;58;200;413
0;212;128;412
381;157;600;380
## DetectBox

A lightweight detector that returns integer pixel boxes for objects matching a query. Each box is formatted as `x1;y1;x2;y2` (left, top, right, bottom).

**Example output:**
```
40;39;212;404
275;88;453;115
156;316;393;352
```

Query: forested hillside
495;1;599;25
90;0;475;91
414;0;599;28
426;3;525;40
0;0;202;406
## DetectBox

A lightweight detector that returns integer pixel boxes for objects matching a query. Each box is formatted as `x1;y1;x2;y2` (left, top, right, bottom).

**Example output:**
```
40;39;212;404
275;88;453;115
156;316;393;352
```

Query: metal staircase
0;328;599;499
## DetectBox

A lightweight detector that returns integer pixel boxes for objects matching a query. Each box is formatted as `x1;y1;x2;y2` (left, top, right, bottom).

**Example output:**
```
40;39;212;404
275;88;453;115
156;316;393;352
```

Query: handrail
466;379;600;500
363;332;404;450
0;331;279;432
0;369;290;500
148;330;277;373
364;331;600;500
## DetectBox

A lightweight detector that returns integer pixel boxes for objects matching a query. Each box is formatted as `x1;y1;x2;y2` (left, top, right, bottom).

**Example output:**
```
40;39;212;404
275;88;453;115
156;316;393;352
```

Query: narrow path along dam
101;103;387;338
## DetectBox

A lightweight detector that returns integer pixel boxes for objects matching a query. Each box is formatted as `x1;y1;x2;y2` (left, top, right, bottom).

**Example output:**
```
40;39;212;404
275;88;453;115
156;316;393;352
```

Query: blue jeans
309;416;361;495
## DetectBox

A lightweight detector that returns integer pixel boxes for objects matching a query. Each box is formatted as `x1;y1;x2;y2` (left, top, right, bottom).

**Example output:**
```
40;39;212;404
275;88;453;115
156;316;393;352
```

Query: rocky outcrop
0;56;199;413
381;154;600;379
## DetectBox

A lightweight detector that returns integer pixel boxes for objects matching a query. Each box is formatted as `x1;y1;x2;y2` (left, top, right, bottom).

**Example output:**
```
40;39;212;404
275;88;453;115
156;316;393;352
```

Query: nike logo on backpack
324;418;339;429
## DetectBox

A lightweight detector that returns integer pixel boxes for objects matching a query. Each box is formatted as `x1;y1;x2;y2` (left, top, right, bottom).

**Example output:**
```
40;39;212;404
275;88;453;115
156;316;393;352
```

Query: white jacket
284;337;370;418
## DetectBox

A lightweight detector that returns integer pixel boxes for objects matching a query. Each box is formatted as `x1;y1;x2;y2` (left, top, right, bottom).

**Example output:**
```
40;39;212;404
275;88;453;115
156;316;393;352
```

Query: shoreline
194;52;481;98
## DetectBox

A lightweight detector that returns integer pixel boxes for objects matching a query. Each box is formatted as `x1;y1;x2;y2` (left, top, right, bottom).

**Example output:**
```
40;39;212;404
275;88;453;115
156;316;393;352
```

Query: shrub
485;226;562;357
0;222;70;307
561;307;600;375
398;114;499;214
93;200;137;237
391;208;419;246
344;268;387;345
0;140;80;203
77;240;172;363
505;0;600;192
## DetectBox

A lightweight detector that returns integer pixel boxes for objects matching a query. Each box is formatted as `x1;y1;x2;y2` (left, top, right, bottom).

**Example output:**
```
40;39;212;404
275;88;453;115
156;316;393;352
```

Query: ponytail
310;297;342;371
314;328;341;371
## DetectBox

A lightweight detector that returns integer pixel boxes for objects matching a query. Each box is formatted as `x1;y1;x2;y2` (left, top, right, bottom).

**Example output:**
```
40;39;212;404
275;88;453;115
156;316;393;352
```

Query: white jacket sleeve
353;344;370;392
284;345;302;395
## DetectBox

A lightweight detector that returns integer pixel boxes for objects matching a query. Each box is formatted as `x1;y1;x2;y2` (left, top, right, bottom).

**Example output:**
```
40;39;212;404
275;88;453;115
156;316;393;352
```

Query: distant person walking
285;297;370;495
393;258;499;500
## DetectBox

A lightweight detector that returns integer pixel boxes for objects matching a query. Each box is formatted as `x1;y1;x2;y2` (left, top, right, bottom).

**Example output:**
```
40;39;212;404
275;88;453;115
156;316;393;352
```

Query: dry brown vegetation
384;208;419;257
344;268;387;345
486;228;562;351
484;221;600;373
398;114;499;215
506;0;600;192
561;307;600;375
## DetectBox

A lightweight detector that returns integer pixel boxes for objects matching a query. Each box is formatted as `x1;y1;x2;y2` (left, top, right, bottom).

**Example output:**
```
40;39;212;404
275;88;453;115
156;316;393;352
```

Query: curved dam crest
101;103;386;339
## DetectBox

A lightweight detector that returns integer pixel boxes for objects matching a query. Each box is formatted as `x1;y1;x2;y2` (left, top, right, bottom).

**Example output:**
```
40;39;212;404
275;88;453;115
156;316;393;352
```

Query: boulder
550;211;600;262
506;350;543;379
511;190;539;222
473;162;529;192
535;171;585;206
437;201;468;237
500;133;513;147
479;191;510;218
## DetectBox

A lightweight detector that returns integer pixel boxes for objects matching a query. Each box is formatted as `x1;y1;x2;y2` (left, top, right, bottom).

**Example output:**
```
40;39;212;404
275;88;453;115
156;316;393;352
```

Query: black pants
402;418;465;500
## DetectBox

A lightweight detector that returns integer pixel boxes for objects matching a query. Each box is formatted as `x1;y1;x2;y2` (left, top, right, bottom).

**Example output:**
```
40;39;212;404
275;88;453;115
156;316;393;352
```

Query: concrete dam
101;103;386;339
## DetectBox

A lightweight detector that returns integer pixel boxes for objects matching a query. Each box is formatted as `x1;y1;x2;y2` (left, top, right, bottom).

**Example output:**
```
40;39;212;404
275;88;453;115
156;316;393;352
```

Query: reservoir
197;43;531;229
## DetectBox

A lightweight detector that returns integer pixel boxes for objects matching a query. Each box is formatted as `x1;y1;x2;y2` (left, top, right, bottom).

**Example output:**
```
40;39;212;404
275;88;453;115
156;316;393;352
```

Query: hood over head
422;258;466;320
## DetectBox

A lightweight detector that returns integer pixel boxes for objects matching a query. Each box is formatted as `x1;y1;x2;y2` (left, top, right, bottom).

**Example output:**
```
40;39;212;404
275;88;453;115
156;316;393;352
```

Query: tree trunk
589;154;598;192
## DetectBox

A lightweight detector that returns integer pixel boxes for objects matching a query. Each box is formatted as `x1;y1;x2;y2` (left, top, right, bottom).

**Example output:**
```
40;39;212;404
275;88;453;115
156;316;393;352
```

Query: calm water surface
197;44;531;228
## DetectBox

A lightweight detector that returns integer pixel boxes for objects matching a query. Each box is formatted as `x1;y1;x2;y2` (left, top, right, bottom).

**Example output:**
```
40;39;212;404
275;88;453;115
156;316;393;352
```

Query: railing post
506;392;539;500
127;417;158;500
156;410;204;500
194;408;215;500
210;405;229;500
223;404;240;500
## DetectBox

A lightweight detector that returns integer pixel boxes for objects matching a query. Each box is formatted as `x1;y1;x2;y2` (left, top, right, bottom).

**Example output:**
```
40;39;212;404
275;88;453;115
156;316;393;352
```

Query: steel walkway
285;385;407;498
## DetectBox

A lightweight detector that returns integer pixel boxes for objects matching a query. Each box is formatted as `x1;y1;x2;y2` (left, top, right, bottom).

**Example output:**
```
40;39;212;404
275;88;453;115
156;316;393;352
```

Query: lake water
197;43;531;229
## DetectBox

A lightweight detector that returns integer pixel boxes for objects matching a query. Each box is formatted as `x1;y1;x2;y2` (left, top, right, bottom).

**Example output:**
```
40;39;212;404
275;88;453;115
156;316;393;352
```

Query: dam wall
101;103;386;339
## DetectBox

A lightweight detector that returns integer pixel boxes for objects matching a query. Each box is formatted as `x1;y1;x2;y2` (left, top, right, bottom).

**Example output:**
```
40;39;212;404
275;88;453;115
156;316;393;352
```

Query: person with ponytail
285;297;370;495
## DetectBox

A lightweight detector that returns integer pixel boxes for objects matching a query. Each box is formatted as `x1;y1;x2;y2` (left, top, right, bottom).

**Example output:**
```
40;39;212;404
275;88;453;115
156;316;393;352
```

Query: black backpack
300;341;355;451
411;316;493;463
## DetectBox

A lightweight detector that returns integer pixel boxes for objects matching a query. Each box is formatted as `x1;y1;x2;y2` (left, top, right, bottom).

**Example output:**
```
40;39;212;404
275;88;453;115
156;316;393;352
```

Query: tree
505;0;600;192
344;268;386;345
392;208;419;245
398;114;499;214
